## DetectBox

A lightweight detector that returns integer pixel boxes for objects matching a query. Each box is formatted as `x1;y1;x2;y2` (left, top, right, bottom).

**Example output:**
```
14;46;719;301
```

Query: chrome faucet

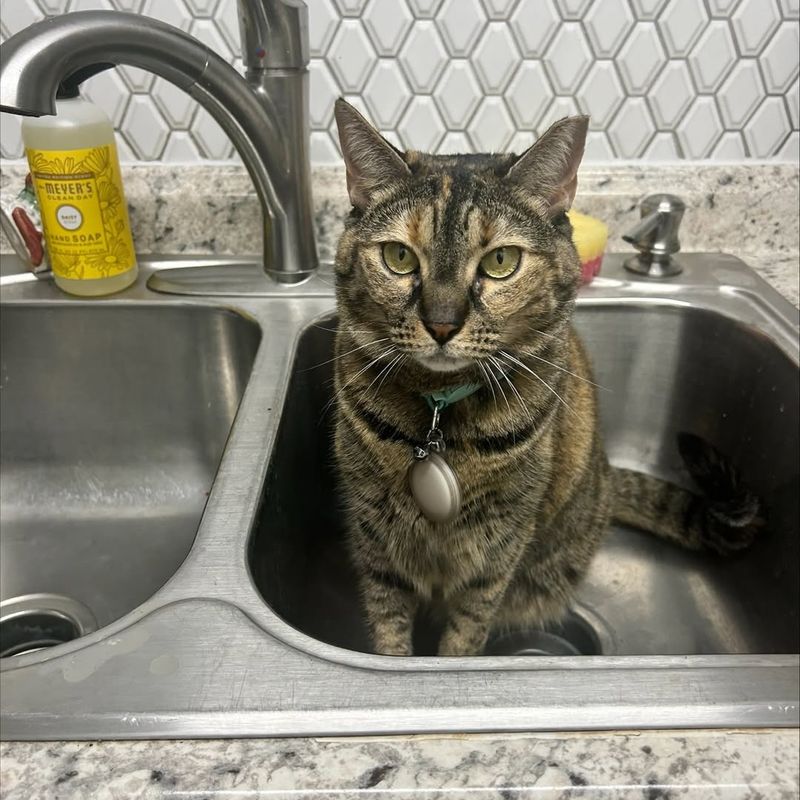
0;2;318;292
622;194;685;278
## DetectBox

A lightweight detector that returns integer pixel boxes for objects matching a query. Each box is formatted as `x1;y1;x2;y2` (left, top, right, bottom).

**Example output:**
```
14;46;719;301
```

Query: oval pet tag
408;452;462;523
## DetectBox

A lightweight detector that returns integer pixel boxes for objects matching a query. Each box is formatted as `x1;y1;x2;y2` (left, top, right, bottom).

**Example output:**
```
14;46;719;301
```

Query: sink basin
0;304;260;655
0;253;797;740
249;304;799;657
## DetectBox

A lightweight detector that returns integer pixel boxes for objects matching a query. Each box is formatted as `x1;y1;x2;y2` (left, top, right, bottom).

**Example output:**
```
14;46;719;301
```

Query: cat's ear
507;115;589;217
334;98;410;209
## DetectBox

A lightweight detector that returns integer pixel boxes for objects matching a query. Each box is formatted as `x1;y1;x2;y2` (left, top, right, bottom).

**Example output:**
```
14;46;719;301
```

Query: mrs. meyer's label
27;144;136;280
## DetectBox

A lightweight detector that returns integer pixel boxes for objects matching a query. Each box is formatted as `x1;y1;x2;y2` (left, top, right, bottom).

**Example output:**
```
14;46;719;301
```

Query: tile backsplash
1;0;798;163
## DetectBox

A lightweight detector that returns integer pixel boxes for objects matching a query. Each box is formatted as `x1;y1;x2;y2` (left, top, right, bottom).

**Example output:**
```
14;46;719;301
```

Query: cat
330;98;763;657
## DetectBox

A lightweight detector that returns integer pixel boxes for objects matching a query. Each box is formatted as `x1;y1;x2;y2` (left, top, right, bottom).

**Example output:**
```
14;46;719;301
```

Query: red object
11;206;44;267
580;255;603;284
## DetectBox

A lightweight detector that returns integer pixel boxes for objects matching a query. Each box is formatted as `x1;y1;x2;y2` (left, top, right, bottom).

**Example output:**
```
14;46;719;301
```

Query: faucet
622;194;685;278
0;2;318;292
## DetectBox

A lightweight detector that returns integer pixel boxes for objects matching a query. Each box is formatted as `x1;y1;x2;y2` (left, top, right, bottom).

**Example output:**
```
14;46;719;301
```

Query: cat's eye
479;246;522;279
382;241;420;275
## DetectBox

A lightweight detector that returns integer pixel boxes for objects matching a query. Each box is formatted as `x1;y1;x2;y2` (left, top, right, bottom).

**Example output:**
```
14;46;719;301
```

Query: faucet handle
623;193;685;277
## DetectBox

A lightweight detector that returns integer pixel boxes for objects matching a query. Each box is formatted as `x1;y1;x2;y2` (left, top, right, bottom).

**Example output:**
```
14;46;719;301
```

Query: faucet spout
0;9;318;285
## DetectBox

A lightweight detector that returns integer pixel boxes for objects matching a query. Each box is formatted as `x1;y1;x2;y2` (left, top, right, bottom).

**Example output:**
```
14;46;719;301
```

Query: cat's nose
423;321;461;345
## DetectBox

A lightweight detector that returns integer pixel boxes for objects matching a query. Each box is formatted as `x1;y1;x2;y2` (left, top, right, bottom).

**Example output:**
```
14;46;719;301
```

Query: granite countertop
0;162;798;797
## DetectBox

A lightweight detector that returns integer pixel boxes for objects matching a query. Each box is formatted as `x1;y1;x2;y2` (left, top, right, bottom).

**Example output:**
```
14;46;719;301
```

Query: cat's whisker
375;353;407;397
497;365;534;423
476;361;497;408
498;351;577;418
486;355;512;414
363;351;403;401
517;349;609;391
300;336;391;372
320;345;396;421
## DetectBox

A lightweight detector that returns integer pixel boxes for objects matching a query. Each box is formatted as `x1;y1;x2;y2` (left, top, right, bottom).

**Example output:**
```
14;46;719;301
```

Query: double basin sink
1;252;797;739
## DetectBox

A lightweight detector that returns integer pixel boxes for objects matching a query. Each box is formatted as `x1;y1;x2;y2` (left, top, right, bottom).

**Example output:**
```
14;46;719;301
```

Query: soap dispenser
21;64;138;296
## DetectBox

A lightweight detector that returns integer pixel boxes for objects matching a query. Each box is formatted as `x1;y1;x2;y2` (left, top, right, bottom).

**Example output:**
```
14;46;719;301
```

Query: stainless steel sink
0;252;797;740
0;303;261;653
250;303;798;657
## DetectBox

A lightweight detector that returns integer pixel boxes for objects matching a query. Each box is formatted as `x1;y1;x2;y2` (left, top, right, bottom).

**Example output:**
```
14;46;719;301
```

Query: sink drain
485;605;613;657
0;594;98;659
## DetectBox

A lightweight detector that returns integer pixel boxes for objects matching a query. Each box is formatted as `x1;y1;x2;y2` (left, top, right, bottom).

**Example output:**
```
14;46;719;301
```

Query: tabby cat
331;98;762;657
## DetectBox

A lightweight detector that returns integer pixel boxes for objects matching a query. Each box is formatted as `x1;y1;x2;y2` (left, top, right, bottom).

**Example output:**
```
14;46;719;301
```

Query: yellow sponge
568;210;608;283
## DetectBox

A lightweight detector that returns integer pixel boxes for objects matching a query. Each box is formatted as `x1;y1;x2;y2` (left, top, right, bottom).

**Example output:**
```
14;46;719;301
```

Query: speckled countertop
0;163;798;797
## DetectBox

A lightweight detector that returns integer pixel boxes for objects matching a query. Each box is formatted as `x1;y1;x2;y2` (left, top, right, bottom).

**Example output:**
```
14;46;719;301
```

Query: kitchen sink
0;252;797;740
250;303;799;657
0;303;261;655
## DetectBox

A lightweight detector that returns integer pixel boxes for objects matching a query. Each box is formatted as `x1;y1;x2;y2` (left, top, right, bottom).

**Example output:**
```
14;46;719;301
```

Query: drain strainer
0;594;98;659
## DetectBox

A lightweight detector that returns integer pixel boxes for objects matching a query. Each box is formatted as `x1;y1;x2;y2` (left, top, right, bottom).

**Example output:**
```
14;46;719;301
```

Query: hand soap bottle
21;64;138;296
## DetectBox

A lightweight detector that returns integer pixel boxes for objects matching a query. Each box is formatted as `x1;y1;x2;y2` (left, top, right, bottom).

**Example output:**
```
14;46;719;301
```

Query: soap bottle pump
21;64;138;296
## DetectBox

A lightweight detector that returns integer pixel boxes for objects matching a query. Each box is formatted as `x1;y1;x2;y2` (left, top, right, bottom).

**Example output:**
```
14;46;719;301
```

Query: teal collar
422;383;482;412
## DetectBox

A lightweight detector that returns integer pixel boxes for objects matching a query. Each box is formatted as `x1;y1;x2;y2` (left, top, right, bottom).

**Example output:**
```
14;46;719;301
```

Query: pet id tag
408;404;462;523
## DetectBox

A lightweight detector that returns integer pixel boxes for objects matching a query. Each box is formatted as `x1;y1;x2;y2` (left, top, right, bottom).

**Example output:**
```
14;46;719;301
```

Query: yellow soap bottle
21;65;138;296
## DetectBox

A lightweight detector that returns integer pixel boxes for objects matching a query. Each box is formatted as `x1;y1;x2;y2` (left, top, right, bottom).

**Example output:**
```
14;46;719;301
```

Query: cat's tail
611;432;765;555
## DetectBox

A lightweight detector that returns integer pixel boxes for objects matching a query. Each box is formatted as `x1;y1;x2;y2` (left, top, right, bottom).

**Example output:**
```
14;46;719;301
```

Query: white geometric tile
538;97;581;137
776;130;799;160
505;61;553;128
677;97;723;157
0;114;24;160
189;18;233;60
114;134;137;163
643;132;681;160
110;0;143;10
575;62;624;128
480;0;519;20
307;0;340;57
141;0;192;30
161;131;203;162
688;21;736;92
380;129;404;149
706;0;741;15
117;66;154;94
333;0;369;16
407;0;444;17
760;22;800;92
712;131;748;158
583;0;635;57
212;0;240;52
607;97;656;157
184;0;218;15
397;96;446;151
787;78;799;128
326;20;376;93
437;131;474;153
66;0;107;9
122;96;169;160
363;61;413;128
616;22;668;94
81;68;130;128
717;61;765;128
311;131;342;164
363;0;413;55
648;61;694;128
629;0;668;19
732;0;781;55
553;0;592;19
36;0;72;12
436;0;486;57
3;0;40;36
543;22;592;93
507;130;535;154
468;97;513;151
473;23;520;94
583;131;615;160
309;60;340;128
190;105;233;159
399;21;448;92
509;0;560;57
659;0;709;57
433;62;482;129
744;96;792;156
779;0;800;18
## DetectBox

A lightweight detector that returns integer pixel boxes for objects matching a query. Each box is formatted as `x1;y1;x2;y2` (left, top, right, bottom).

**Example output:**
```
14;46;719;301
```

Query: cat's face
334;101;589;377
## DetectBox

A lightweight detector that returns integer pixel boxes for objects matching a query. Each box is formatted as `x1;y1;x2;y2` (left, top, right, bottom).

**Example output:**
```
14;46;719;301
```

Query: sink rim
1;251;798;739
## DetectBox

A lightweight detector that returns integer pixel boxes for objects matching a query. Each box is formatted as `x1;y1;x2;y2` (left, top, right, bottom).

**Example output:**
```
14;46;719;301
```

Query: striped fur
331;100;761;656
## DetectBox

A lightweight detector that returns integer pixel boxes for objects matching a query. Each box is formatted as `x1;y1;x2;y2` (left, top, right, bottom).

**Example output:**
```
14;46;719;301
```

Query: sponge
568;210;608;284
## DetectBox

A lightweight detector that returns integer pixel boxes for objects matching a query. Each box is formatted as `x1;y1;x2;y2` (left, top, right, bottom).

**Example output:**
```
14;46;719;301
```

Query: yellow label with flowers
27;144;135;280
